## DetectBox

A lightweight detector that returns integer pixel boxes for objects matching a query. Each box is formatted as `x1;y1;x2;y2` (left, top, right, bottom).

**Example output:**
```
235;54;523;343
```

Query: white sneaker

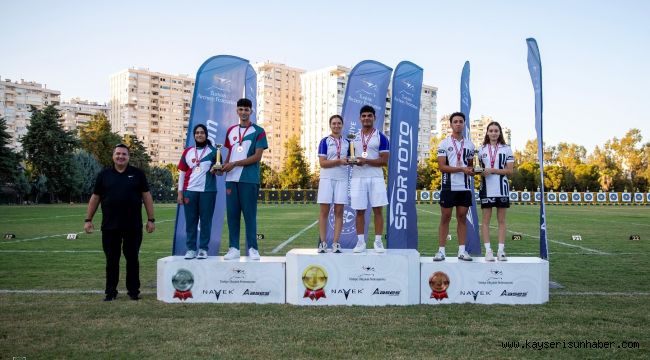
248;248;260;261
353;239;366;253
458;251;473;261
317;242;327;253
223;247;240;260
374;240;386;253
332;243;342;253
484;249;495;262
197;249;208;259
497;250;507;261
184;250;197;259
433;251;445;261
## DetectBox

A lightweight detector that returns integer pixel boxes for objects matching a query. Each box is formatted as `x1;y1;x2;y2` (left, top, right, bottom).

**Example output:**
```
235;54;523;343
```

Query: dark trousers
102;228;143;297
226;182;259;250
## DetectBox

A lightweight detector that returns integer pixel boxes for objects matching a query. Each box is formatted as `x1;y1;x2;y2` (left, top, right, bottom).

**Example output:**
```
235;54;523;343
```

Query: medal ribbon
431;290;448;301
330;135;342;159
173;290;193;301
303;288;326;300
238;124;252;147
193;146;208;169
451;137;464;165
361;128;376;154
489;144;498;168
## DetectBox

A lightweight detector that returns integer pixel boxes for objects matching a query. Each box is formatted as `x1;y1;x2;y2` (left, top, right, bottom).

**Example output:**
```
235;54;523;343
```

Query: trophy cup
473;149;483;174
347;133;359;164
211;144;223;172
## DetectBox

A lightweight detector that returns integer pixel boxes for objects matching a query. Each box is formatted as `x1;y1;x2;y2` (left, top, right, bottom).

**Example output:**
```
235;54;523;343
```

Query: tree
33;174;48;204
604;129;647;191
149;166;175;202
78;113;121;167
13;171;31;204
511;161;539;191
588;145;621;191
21;106;79;200
543;165;564;191
122;134;151;172
261;162;281;188
164;163;179;191
514;139;555;165
0;118;21;184
573;164;600;191
555;142;586;170
417;135;443;190
72;149;102;199
279;136;310;189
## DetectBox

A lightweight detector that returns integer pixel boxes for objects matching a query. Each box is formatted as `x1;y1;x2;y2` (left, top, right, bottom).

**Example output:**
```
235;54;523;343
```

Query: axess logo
202;289;234;300
243;289;270;296
459;290;492;301
372;288;401;296
330;288;364;300
500;290;528;297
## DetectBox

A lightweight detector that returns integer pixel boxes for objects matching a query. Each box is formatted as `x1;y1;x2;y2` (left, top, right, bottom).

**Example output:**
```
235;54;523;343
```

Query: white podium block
157;256;285;303
421;257;548;304
286;249;420;306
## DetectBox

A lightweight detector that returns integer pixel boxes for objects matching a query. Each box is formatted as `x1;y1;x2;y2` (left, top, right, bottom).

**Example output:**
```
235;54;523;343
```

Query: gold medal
302;265;328;300
429;271;450;301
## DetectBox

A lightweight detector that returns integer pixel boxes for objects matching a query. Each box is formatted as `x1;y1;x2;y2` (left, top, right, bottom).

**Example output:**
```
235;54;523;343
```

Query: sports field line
0;214;81;223
0;219;174;245
1;289;649;297
416;208;611;255
271;220;319;254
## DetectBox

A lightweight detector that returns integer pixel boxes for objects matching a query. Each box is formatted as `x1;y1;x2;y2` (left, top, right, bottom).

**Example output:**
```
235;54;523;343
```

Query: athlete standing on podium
316;115;350;253
220;98;268;261
478;121;514;261
350;105;390;253
434;112;475;262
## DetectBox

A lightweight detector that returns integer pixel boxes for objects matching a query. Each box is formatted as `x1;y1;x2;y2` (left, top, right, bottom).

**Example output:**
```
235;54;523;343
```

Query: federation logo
172;268;194;301
329;206;356;235
302;265;328;301
429;271;450;301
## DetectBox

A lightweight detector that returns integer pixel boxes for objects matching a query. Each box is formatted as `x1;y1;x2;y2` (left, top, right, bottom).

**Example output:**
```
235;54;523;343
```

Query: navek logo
331;288;364;300
459;290;492;301
203;289;234;300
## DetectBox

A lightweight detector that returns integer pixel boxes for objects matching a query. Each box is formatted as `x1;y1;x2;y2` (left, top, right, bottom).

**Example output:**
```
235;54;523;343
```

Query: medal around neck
211;144;223;171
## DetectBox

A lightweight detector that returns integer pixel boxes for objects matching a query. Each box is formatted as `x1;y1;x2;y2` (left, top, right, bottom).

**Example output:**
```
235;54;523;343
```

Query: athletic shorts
317;178;349;205
480;196;510;208
350;177;388;210
439;190;472;208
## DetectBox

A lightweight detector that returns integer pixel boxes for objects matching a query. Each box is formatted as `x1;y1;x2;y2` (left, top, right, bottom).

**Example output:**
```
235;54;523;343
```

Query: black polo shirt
93;165;150;231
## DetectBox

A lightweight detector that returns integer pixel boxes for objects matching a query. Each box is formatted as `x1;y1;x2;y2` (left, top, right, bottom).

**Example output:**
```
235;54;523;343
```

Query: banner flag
329;60;393;248
172;55;252;255
460;61;482;255
526;38;549;260
386;61;423;249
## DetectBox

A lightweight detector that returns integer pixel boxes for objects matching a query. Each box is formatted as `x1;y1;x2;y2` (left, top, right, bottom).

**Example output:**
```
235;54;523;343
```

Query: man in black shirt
84;144;155;301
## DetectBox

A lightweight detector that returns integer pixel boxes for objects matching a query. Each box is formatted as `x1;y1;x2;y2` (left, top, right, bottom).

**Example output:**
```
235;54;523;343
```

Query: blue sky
2;0;648;151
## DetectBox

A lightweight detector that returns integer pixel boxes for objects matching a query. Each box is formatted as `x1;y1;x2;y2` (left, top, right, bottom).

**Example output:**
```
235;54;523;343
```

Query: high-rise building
300;65;349;172
438;114;512;146
57;98;110;132
253;61;305;172
0;76;61;150
109;68;194;164
384;84;438;164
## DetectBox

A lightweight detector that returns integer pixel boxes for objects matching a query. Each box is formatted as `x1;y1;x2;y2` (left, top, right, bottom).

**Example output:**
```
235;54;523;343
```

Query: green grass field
1;203;649;359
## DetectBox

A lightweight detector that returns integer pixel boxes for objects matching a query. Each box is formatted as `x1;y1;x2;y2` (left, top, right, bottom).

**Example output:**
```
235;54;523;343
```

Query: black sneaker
128;294;141;301
104;294;117;302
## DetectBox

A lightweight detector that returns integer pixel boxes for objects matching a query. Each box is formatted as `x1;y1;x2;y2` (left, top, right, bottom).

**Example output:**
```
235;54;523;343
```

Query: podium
286;249;420;306
157;256;285;303
420;257;549;304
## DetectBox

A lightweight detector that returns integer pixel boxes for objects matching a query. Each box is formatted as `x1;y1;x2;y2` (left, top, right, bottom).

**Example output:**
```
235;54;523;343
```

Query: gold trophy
473;149;483;174
211;144;223;172
347;133;359;164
